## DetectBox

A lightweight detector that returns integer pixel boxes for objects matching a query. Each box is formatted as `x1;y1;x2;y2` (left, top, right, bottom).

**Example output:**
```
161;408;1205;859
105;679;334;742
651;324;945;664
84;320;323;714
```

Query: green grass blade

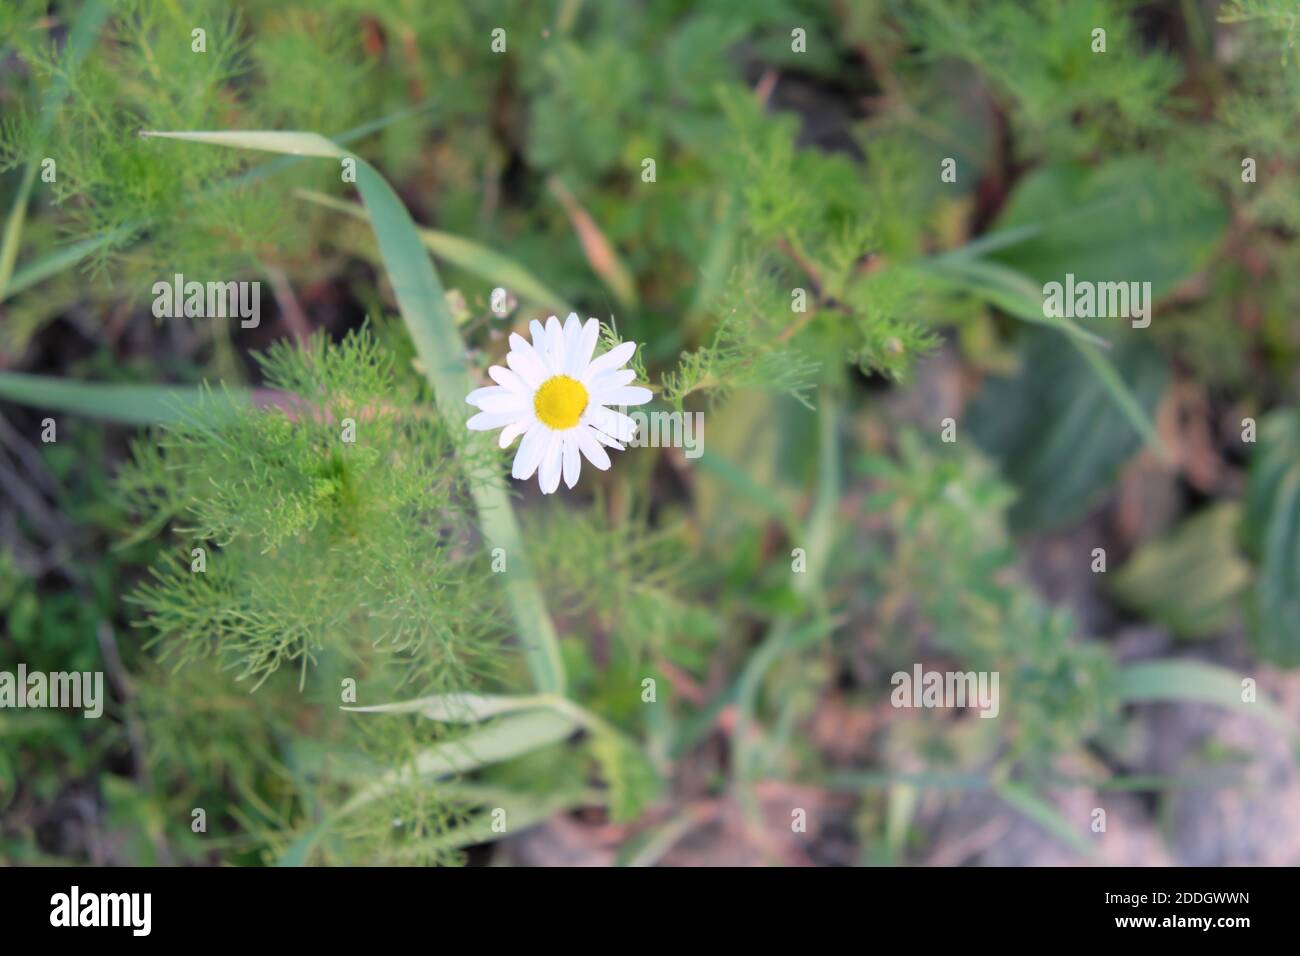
294;189;571;311
993;781;1096;858
342;692;551;723
923;256;1107;346
1070;334;1163;454
0;372;250;425
3;227;136;300
1117;659;1296;737
823;770;990;791
337;710;579;818
141;128;567;695
929;223;1043;261
275;824;326;867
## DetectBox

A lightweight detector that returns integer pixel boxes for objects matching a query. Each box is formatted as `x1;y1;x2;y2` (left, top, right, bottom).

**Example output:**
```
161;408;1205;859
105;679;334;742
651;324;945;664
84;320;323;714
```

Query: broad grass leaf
967;327;1167;531
1116;659;1295;739
987;157;1227;297
922;256;1158;449
0;372;250;425
338;710;579;817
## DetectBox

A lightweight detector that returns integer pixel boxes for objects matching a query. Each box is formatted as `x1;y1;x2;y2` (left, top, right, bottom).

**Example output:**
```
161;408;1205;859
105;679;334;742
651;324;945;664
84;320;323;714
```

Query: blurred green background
2;0;1299;866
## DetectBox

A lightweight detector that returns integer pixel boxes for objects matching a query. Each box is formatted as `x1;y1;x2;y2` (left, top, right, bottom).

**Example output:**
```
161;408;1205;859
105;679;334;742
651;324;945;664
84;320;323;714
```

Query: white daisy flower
465;313;652;494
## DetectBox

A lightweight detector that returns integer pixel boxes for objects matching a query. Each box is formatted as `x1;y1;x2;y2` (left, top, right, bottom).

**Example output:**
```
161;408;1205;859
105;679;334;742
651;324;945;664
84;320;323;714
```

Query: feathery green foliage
121;328;504;692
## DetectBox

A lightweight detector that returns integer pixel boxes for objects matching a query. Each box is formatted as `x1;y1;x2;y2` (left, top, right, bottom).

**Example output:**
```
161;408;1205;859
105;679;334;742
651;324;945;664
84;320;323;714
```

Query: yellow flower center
533;374;588;430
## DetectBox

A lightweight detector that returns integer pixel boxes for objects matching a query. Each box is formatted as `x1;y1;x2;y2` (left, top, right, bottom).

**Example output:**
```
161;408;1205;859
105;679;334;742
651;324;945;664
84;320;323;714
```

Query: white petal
562;314;585;376
562;434;581;488
488;365;529;393
538;433;563;494
511;424;547;480
588;368;636;391
584;341;636;380
587;405;638;443
574;425;611;470
545;316;566;372
506;338;547;388
499;420;528;448
571;318;601;376
509;331;539;357
592;429;625;450
527;321;554;372
562;312;581;351
468;410;527;431
592;385;653;408
466;386;529;413
528;318;562;374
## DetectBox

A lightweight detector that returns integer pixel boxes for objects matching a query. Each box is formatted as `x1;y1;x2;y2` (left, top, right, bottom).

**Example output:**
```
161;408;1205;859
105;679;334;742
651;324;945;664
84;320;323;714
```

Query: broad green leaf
294;190;571;311
144;128;566;695
987;157;1227;298
936;156;1222;457
1116;659;1295;737
1241;410;1300;665
1111;503;1252;638
1242;410;1300;551
923;255;1159;450
968;326;1167;531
